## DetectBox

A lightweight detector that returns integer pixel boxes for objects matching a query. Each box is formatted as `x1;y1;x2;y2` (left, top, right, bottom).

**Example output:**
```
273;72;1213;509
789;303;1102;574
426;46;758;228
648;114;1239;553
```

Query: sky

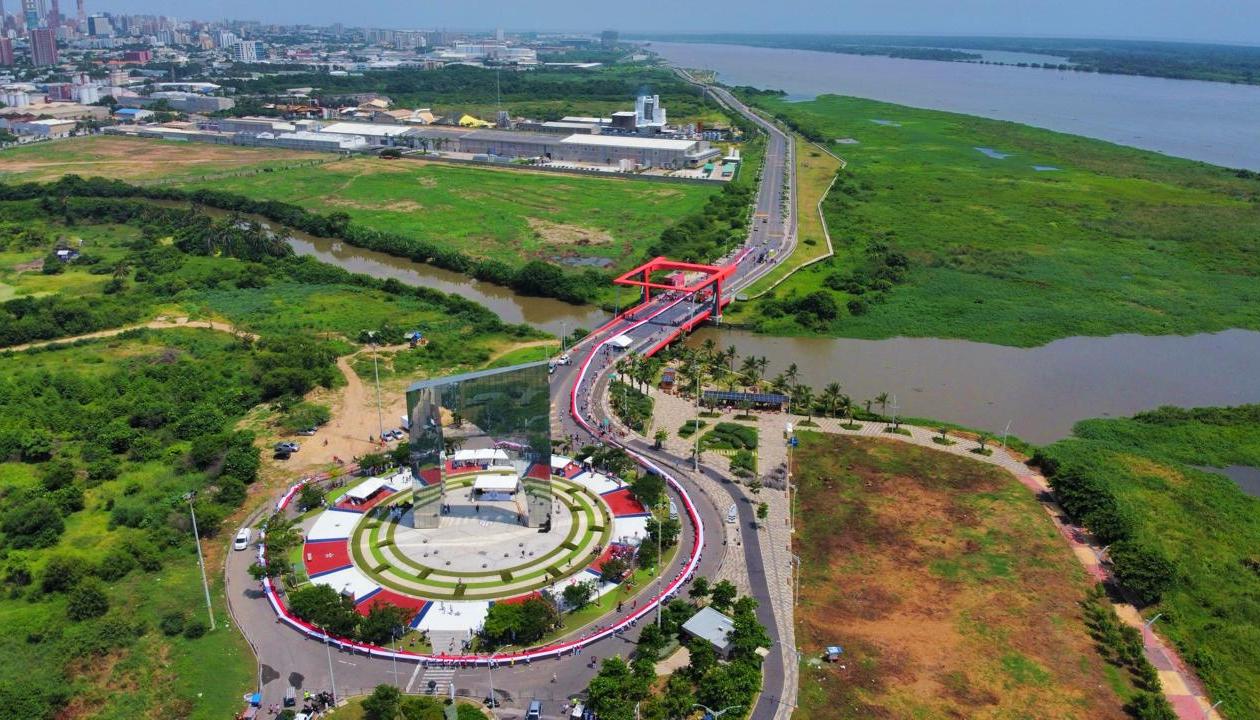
102;0;1260;45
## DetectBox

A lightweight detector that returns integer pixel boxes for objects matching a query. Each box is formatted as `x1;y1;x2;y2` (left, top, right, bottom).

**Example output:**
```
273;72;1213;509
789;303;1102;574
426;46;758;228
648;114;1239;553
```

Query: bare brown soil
793;434;1131;720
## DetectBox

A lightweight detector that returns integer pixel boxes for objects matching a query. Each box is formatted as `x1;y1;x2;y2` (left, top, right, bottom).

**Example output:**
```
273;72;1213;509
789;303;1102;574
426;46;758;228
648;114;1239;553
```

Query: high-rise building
48;0;57;26
0;37;14;66
75;0;84;25
22;0;38;33
30;26;57;65
85;13;110;36
230;39;259;62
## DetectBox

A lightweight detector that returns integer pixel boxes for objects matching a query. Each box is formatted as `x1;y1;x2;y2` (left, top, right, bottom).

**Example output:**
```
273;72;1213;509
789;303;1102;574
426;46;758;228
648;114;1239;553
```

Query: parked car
275;442;300;453
296;427;318;436
557;353;572;366
526;700;542;720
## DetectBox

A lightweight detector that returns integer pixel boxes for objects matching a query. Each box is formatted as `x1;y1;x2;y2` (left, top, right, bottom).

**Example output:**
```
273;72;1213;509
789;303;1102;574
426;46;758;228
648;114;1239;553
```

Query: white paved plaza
392;490;575;573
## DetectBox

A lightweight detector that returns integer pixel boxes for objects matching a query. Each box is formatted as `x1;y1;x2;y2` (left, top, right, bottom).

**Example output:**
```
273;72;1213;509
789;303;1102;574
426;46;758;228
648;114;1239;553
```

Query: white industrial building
270;130;367;152
557;134;718;168
318;121;419;146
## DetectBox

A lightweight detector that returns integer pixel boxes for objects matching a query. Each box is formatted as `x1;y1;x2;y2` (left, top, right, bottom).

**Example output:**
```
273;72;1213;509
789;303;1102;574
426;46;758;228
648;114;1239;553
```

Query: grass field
730;95;1260;347
0;135;328;184
176;156;716;272
1041;406;1260;718
793;433;1133;719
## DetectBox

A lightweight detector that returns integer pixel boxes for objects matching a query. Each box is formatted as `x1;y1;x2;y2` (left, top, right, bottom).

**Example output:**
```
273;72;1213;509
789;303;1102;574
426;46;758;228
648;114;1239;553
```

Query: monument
405;361;552;529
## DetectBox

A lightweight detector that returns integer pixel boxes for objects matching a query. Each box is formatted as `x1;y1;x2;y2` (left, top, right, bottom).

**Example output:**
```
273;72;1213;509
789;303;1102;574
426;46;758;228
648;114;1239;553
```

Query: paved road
223;77;797;719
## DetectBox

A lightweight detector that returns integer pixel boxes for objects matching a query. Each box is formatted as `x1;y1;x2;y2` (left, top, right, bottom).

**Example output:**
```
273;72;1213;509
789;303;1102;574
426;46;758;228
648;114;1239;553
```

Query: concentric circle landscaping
350;476;614;601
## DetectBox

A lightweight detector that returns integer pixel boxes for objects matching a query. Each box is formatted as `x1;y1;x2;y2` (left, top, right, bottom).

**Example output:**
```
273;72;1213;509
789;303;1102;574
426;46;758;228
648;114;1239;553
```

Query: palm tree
839;394;854;423
937;426;950;442
739;355;762;390
654;429;667;449
784;363;800;388
875;392;891;418
755;356;769;379
821;383;843;418
701;338;718;362
725;345;738;373
770;373;790;395
793;385;814;423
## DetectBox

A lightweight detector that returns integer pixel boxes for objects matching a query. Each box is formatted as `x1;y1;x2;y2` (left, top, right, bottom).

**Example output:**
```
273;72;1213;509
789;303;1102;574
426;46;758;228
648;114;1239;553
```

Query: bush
1127;692;1177;720
67;579;110;621
1;497;65;549
159;611;186;637
182;616;208;639
1109;540;1176;606
702;423;759;451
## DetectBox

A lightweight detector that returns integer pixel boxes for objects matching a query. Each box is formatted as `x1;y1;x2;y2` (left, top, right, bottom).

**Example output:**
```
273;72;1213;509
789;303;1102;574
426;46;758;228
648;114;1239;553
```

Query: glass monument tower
405;361;552;529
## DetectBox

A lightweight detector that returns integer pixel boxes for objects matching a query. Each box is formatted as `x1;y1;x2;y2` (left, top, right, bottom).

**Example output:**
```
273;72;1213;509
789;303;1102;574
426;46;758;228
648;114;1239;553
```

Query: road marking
337;659;357;666
406;663;423;693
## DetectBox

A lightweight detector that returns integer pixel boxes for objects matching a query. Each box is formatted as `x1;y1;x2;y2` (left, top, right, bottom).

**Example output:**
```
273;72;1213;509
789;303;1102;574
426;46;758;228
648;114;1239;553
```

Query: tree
629;471;665;510
67;578;110;620
287;583;360;637
1127;692;1177;720
739;355;762;389
1109;541;1176;606
757;502;769;525
1;497;65;549
686;636;718;679
358;604;412;645
298;483;326;510
587;656;647;720
562;580;596;611
600;556;630;583
977;432;991;452
646;515;681;549
689;576;711;600
792;385;814;422
938;426;950;441
362;684;403;720
653;428;667;450
874;392;890;418
710;579;738;612
820;382;843;418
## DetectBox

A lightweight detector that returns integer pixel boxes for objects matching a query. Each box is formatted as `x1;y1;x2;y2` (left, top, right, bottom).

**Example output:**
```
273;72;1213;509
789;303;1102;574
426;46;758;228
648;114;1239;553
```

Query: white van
233;527;251;551
726;504;738;524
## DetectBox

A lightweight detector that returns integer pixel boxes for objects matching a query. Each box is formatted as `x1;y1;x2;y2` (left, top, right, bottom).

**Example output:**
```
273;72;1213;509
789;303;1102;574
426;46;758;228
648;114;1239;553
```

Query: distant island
637;34;1260;85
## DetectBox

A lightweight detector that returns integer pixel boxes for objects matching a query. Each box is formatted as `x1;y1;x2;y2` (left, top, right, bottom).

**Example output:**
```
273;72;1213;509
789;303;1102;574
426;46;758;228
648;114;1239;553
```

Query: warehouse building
557;134;719;169
318;121;420;147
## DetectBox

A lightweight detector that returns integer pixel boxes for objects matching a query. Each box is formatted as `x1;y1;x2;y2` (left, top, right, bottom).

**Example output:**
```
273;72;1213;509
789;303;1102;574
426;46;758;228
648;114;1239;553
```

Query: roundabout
266;451;695;661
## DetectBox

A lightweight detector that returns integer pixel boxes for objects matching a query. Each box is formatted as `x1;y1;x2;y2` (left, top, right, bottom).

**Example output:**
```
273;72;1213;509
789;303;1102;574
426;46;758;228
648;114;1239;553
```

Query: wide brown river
219;208;1260;447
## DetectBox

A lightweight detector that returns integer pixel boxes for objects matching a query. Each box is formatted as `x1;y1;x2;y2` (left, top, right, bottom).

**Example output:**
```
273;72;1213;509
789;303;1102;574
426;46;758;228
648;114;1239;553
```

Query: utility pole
184;492;215;630
322;624;338;704
656;497;664;628
487;654;497;719
363;330;384;441
693;371;701;471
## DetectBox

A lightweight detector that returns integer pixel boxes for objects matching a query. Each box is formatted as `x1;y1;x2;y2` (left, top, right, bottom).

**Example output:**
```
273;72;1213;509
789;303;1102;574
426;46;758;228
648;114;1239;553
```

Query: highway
223;76;798;719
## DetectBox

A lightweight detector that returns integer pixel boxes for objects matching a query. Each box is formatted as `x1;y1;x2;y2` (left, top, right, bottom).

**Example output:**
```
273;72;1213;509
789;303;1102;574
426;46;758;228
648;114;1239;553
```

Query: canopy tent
472;474;519;493
345;476;394;502
550;455;572;470
451;448;511;463
608;334;633;350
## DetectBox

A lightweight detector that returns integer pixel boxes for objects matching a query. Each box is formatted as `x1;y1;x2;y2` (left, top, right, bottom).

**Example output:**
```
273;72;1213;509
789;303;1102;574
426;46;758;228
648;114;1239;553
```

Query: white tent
609;334;633;350
472;475;519;493
550;455;572;470
345;476;392;502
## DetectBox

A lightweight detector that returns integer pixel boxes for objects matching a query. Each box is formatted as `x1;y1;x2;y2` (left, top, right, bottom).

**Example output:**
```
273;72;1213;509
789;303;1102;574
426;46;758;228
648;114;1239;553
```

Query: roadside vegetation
0;191;545;718
729;94;1260;346
792;433;1135;718
1036;405;1260;717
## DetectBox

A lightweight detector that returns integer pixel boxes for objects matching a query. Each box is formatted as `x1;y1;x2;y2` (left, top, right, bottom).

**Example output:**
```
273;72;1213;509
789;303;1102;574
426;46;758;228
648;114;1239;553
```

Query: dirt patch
792;434;1131;720
526;217;614;246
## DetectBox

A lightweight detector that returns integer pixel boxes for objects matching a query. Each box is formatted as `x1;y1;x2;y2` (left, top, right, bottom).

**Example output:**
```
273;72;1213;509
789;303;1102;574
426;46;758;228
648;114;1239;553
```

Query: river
649;41;1260;170
688;326;1260;445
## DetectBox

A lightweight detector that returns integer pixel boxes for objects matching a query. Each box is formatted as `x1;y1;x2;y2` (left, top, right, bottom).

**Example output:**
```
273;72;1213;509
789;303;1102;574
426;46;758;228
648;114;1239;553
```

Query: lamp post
656;497;665;628
362;329;384;441
487;653;497;719
693;370;702;472
320;623;338;704
183;491;215;631
693;704;743;719
390;626;400;688
1145;613;1163;629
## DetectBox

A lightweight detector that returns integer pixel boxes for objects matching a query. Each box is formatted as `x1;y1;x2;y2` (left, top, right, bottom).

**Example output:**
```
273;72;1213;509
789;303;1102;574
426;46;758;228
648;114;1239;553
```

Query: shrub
1109;540;1176;606
159;611;186;637
182;616;208;639
67;579;110;621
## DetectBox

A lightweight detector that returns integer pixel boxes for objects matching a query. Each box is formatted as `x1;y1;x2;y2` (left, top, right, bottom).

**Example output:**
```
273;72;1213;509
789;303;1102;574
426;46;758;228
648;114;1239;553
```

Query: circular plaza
295;457;660;649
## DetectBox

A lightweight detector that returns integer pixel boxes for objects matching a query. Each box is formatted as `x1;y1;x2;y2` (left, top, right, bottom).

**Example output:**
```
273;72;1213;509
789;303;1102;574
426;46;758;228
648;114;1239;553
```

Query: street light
693;704;743;719
183;491;215;631
320;623;338;705
1144;613;1163;629
362;329;385;441
486;653;498;719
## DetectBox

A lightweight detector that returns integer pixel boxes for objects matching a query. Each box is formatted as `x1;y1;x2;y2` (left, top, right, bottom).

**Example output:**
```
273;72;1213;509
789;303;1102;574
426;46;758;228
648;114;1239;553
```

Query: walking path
647;386;1219;720
1;315;253;353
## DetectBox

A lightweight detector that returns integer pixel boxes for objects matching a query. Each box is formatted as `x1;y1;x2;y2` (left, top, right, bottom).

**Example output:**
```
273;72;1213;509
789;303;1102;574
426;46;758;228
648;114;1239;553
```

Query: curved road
224;78;797;719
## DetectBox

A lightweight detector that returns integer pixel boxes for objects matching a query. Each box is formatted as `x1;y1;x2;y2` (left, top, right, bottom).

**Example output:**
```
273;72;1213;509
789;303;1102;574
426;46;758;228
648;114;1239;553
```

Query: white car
233;527;251;551
557;354;572;366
